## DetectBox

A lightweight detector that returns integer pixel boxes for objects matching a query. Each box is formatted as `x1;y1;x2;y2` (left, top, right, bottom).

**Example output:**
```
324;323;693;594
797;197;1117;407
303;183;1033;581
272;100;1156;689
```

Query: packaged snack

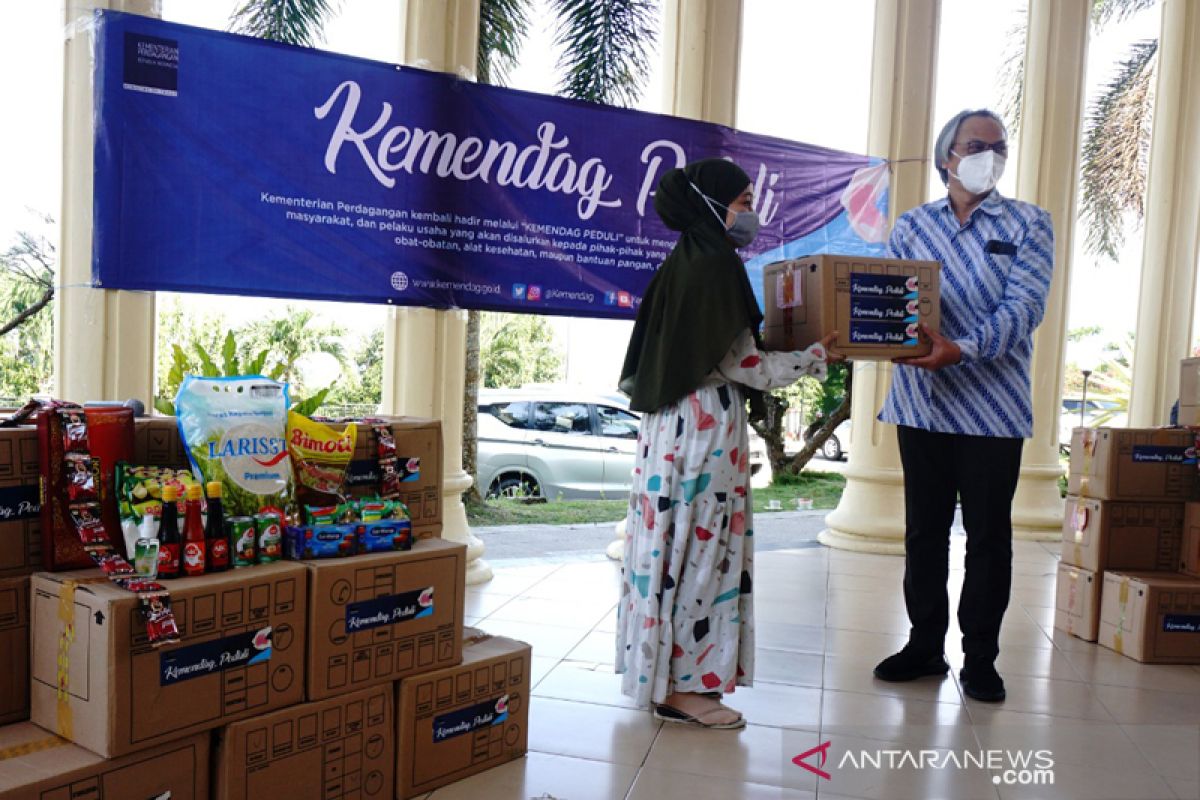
356;519;413;554
288;412;356;506
284;523;357;560
175;375;292;518
115;463;197;527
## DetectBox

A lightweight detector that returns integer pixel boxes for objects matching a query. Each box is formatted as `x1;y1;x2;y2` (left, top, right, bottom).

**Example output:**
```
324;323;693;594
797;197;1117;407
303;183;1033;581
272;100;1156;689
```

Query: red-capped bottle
157;485;182;579
205;481;230;572
182;483;207;577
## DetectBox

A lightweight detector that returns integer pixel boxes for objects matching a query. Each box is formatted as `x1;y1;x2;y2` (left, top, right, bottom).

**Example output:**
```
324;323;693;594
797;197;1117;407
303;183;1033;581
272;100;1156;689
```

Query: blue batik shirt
878;191;1054;439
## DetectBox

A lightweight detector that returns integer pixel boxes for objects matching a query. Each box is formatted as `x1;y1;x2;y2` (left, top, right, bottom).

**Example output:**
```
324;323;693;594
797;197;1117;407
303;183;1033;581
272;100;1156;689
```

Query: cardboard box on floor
0;722;210;800
396;629;532;799
1098;570;1200;663
0;425;41;579
0;576;29;724
1053;563;1101;642
1067;427;1200;502
215;683;394;800
30;561;306;758
306;539;465;701
1179;357;1200;426
762;254;941;360
1182;502;1200;577
1061;496;1183;573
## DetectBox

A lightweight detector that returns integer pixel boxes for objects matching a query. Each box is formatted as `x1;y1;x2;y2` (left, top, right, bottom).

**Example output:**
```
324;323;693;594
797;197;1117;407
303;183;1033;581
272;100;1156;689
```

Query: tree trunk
0;286;53;337
749;392;790;476
788;368;853;474
462;309;483;504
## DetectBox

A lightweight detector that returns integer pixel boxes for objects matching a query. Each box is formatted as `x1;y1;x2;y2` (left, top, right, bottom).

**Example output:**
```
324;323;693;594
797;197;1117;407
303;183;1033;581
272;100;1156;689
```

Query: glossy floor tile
451;545;1198;800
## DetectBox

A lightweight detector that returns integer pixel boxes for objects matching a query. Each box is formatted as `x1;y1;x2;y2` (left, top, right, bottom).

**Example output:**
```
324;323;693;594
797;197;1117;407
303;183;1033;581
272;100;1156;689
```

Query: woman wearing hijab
616;158;834;729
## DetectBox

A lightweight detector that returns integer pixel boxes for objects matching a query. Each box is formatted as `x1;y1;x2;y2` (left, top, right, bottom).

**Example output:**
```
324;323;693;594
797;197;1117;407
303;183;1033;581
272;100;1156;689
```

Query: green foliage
1079;39;1157;262
0;217;56;400
478;0;533;85
1091;0;1159;30
752;471;846;513
549;0;658;106
154;298;341;416
326;328;384;408
229;0;340;47
480;312;563;388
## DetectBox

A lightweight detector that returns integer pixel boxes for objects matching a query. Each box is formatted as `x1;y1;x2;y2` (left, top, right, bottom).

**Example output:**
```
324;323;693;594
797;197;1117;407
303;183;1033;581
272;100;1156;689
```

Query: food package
175;376;292;518
287;411;356;507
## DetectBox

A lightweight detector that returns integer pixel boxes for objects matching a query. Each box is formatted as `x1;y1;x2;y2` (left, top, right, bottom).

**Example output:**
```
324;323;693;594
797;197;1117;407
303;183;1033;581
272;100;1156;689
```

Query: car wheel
821;435;843;461
488;474;542;500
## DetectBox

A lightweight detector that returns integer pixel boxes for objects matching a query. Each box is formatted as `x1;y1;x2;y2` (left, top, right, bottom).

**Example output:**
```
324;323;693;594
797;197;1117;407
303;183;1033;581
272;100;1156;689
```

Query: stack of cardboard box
1057;411;1200;663
0;415;534;799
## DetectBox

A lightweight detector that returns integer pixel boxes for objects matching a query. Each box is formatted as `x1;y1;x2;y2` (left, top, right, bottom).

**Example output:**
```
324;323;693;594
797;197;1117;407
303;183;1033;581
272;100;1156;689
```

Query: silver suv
476;388;770;500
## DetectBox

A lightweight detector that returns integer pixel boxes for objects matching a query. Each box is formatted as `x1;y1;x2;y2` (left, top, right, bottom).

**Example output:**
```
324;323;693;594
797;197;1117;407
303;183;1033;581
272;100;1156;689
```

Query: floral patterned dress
616;329;828;707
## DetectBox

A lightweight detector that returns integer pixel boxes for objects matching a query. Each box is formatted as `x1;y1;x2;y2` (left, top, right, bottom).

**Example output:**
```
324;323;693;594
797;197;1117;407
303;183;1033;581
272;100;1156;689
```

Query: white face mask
950;149;1005;195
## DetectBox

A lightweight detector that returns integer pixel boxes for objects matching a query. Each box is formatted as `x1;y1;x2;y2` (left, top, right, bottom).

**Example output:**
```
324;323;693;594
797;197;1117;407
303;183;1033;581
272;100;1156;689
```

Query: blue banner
92;11;887;318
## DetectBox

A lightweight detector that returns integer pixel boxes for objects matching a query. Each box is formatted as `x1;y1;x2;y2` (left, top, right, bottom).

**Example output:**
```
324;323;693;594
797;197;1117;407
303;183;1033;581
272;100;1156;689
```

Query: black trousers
896;425;1024;662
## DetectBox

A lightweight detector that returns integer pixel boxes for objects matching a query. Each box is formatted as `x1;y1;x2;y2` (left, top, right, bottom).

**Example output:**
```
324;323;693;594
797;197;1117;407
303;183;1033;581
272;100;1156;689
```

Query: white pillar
1127;0;1200;426
385;0;491;585
608;0;744;562
819;0;940;555
55;0;158;405
1009;0;1090;541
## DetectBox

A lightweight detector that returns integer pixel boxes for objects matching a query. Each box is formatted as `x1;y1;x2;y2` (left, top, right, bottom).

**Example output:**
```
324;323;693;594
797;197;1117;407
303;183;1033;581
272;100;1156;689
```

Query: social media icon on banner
512;284;527;300
527;285;543;301
604;291;617;306
617;291;632;308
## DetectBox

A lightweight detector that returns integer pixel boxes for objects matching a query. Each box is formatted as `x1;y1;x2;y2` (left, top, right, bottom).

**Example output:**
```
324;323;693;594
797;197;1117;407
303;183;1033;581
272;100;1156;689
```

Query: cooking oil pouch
175;375;292;518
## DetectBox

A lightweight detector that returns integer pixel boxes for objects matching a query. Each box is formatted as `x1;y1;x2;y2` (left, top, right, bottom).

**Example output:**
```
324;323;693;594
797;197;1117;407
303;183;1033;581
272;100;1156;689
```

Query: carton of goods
0;723;210;800
1053;563;1100;642
1098;570;1200;663
214;683;393;800
395;629;531;799
305;539;465;701
1179;356;1200;426
1182;501;1200;577
30;561;306;757
0;424;41;578
762;254;941;360
0;575;30;723
1067;427;1200;502
1061;495;1183;573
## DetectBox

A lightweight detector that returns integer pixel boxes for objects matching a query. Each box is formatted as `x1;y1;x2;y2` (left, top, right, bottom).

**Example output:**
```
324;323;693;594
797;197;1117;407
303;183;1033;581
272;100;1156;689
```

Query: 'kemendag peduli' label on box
160;626;273;685
345;586;433;632
1130;445;1195;464
432;694;509;743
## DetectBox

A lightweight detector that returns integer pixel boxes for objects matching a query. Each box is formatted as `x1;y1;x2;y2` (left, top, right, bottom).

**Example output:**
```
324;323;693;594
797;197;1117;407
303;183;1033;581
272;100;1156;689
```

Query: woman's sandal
653;702;746;730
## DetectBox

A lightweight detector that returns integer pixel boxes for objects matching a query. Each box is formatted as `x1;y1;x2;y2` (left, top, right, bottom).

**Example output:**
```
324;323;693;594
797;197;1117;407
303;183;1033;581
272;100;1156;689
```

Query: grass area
465;497;628;527
752;470;847;514
465;470;848;527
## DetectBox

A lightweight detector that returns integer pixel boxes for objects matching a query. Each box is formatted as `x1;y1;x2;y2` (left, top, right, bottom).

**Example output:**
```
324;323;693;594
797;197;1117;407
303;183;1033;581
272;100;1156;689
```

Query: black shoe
960;659;1006;702
873;646;950;682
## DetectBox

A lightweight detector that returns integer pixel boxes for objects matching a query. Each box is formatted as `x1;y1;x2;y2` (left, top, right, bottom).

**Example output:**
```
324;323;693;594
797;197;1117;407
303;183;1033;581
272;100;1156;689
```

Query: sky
0;0;1175;389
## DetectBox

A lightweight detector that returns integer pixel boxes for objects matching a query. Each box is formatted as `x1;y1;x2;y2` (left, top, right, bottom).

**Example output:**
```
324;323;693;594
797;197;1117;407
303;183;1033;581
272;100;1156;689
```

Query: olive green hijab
618;159;763;413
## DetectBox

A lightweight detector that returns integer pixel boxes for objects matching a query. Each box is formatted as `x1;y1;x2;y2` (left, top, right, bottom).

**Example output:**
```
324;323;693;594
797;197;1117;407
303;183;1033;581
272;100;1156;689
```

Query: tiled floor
429;537;1200;800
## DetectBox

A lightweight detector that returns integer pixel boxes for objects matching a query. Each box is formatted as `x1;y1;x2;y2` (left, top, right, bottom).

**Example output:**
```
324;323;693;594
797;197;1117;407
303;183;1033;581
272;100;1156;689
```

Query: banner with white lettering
92;11;888;318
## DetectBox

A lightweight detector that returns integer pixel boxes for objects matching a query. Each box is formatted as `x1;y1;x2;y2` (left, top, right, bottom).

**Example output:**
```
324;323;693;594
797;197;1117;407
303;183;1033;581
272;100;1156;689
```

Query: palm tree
998;0;1159;261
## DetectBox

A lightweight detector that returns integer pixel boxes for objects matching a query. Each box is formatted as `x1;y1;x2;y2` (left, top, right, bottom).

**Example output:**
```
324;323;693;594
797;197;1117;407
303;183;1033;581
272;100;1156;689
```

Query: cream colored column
55;0;158;406
1009;0;1089;541
385;0;491;584
1128;0;1200;426
819;0;940;555
607;0;744;562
